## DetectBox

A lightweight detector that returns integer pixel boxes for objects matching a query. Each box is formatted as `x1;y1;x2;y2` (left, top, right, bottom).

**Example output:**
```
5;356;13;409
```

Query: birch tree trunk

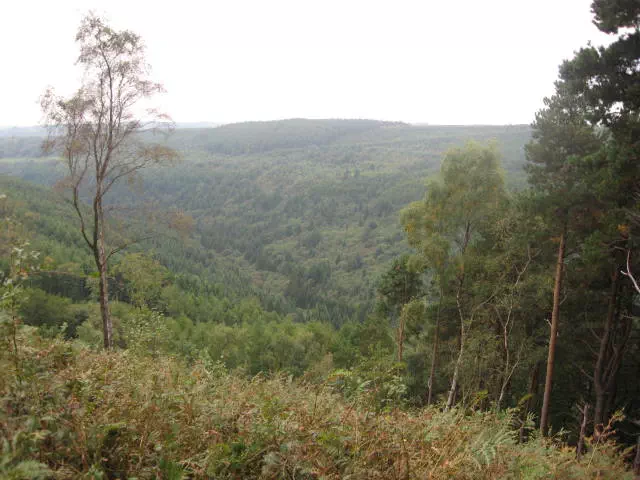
95;195;113;350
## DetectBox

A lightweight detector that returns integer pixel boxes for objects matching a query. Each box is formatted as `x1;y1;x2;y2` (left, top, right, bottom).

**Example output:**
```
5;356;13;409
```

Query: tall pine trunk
540;227;565;435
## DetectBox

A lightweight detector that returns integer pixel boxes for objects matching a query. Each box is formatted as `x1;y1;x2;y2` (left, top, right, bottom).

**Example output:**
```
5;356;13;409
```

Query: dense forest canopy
1;1;640;478
0;120;531;325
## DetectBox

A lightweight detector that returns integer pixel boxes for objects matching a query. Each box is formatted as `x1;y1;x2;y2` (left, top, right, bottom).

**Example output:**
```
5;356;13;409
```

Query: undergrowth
0;328;632;479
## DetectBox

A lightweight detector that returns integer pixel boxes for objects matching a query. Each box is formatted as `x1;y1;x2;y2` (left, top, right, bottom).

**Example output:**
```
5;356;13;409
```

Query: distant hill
0;126;48;137
165;119;408;155
174;121;221;129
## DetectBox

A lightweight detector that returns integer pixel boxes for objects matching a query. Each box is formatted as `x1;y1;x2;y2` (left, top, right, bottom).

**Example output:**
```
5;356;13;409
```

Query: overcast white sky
1;0;611;126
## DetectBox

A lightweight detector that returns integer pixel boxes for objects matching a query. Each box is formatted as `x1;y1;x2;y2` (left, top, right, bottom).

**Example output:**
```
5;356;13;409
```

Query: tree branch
106;234;157;262
621;249;640;294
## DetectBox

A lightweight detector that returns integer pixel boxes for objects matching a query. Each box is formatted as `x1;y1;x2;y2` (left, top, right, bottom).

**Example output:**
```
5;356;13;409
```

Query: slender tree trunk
576;403;589;460
497;255;530;411
426;292;442;405
497;375;508;410
591;263;634;435
540;227;566;435
95;197;113;350
446;348;464;410
594;266;619;428
446;222;471;411
397;311;405;363
446;286;465;410
98;257;113;349
497;322;512;410
10;313;21;380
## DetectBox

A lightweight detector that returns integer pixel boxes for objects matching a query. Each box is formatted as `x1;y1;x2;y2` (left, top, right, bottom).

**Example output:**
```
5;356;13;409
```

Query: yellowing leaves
404;223;416;235
617;224;630;238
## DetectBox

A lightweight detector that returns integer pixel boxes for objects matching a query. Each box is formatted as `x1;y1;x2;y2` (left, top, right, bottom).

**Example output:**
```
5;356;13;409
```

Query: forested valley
1;1;640;479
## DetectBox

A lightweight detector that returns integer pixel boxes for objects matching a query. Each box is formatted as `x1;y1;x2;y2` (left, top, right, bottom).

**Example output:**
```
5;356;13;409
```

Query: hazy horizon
0;118;534;132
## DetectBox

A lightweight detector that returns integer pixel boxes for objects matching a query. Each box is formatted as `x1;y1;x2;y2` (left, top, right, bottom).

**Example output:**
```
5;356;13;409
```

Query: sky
1;0;612;127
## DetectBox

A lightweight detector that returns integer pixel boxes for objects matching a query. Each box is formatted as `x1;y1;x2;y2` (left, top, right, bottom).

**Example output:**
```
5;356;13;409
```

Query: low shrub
0;330;633;479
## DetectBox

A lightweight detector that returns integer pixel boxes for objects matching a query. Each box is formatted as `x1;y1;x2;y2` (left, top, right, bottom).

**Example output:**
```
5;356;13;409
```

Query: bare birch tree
41;13;178;349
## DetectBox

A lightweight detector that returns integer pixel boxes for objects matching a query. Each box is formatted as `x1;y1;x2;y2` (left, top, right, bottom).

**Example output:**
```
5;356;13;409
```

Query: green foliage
122;307;170;356
17;288;81;338
0;240;42;381
591;0;640;32
377;254;423;311
113;253;169;309
330;348;408;411
0;460;52;480
0;123;531;324
402;141;506;285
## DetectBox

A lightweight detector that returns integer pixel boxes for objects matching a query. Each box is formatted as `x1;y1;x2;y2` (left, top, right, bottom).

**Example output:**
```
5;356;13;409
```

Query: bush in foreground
0;329;633;479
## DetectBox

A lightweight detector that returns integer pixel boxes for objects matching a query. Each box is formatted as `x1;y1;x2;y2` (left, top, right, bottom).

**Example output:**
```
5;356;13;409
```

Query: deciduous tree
402;141;506;409
41;14;178;349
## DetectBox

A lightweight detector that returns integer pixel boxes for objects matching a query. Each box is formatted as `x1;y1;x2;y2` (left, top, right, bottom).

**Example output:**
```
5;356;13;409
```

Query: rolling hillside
0;119;531;322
